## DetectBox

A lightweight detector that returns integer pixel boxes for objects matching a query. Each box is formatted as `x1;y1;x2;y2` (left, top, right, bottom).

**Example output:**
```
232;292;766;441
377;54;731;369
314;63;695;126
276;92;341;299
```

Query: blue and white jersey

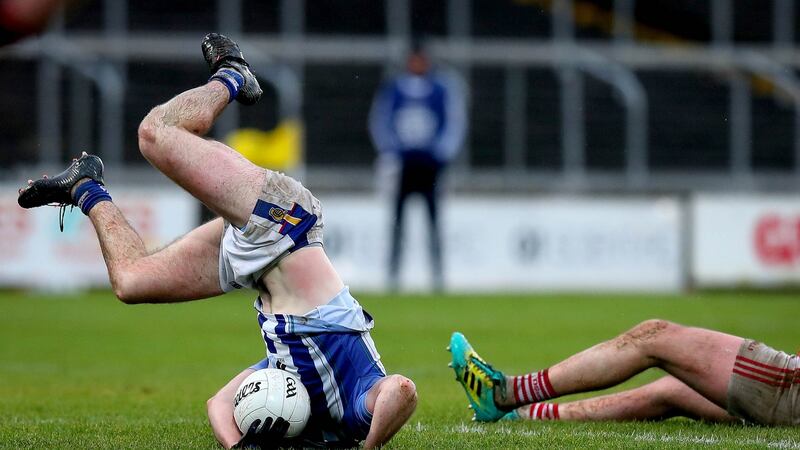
369;70;467;164
253;287;386;438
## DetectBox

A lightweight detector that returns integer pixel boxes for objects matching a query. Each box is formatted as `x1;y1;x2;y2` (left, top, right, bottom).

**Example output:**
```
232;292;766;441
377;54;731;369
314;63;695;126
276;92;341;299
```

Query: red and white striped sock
512;369;556;405
521;403;560;420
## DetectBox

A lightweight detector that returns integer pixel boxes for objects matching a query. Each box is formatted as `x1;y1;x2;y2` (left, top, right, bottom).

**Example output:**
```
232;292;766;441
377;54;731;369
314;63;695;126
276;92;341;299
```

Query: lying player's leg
495;320;742;410
364;374;418;449
512;376;735;422
137;33;264;228
450;320;743;421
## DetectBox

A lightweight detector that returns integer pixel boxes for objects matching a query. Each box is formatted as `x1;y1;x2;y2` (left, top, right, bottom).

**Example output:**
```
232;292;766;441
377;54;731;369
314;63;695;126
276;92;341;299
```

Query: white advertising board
320;195;683;292
0;188;682;292
0;185;199;289
693;194;800;286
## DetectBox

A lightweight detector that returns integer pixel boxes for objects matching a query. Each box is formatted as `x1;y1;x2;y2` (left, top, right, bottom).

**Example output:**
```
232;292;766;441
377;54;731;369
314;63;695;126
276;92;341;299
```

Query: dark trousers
388;152;444;291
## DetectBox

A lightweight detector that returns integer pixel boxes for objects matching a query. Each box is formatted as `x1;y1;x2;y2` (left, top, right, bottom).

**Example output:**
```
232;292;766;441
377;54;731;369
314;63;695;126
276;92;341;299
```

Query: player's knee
386;375;417;409
649;319;679;335
649;376;686;408
137;110;179;172
137;109;160;158
113;283;136;304
633;319;674;338
112;271;143;304
618;319;676;351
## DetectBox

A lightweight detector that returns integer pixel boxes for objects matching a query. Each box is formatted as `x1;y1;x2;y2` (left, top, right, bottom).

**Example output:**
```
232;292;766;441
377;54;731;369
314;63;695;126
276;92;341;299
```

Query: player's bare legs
137;32;265;228
138;81;262;228
495;320;742;412
82;198;224;303
17;152;224;303
207;368;255;449
364;374;418;449
451;320;742;422
513;376;735;422
138;34;345;312
18;34;262;302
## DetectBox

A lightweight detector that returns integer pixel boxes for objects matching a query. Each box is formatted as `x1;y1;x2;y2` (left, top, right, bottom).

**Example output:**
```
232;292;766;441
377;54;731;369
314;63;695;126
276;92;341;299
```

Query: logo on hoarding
512;226;673;268
516;229;542;262
754;214;800;266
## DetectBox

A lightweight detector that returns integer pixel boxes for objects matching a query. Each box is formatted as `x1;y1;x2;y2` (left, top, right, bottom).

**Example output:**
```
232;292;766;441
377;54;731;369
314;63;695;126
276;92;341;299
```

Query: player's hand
233;417;290;449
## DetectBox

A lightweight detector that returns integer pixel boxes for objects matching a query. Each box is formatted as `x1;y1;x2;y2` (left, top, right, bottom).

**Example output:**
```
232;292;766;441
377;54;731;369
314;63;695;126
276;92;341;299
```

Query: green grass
1;290;799;448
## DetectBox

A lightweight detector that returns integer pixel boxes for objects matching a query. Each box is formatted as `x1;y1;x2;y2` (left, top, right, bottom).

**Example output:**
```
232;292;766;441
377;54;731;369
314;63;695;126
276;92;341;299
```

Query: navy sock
72;180;112;215
210;68;244;102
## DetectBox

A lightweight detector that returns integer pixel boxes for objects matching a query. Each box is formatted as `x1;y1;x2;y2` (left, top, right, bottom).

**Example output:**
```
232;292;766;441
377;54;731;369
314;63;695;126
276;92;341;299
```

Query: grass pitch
1;290;799;449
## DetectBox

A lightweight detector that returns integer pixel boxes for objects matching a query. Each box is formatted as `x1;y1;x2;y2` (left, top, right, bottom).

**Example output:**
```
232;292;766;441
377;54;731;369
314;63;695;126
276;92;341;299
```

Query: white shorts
218;170;324;292
727;339;800;425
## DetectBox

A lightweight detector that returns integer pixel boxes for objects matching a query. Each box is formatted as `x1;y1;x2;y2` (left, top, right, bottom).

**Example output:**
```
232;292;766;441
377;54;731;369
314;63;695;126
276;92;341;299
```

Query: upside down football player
18;33;417;448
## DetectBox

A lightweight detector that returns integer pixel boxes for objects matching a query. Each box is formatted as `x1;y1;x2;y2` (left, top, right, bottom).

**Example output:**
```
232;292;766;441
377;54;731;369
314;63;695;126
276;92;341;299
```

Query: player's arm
368;81;400;155
208;368;253;449
432;73;467;162
98;212;225;304
208;368;291;450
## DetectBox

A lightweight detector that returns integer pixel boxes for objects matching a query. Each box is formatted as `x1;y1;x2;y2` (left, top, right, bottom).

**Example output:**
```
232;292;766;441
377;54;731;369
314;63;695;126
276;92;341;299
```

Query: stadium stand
0;0;799;190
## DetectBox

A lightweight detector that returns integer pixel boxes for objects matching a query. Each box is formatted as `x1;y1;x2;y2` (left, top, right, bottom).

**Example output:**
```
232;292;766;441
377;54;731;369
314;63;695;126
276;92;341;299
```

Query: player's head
406;38;430;75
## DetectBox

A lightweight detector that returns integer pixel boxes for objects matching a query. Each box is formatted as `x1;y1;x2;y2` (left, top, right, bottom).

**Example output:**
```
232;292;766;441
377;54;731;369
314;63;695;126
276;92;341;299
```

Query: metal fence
1;0;800;193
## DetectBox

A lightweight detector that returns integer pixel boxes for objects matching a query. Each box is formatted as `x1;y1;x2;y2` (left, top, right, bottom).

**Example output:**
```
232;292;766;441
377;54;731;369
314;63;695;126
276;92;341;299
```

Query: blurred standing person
369;40;467;292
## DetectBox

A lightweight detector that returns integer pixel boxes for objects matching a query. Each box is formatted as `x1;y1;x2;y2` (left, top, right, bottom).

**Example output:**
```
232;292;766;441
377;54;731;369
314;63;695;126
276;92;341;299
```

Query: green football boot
500;410;520;421
448;332;508;422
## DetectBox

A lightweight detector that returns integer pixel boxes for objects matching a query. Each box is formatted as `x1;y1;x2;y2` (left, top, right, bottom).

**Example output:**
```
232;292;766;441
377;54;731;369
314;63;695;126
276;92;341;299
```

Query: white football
233;368;311;438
